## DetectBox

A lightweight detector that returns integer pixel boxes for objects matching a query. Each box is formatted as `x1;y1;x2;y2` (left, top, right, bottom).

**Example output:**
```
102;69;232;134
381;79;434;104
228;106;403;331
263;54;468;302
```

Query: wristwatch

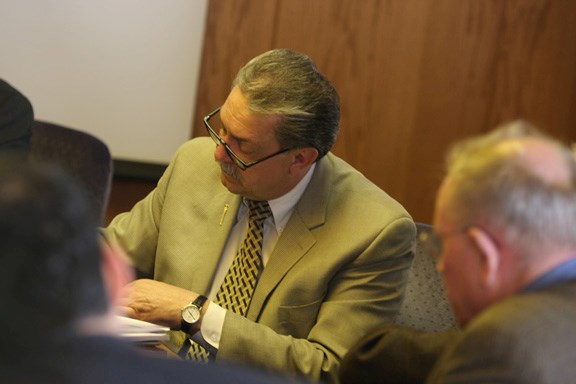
180;295;208;334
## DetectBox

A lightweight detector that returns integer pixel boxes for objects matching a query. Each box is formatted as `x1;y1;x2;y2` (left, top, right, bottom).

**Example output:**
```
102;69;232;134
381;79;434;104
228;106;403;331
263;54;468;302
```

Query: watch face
182;305;201;323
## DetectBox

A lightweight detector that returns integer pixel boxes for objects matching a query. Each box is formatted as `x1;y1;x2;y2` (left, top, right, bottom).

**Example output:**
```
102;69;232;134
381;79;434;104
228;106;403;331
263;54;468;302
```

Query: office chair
393;222;458;332
30;120;113;224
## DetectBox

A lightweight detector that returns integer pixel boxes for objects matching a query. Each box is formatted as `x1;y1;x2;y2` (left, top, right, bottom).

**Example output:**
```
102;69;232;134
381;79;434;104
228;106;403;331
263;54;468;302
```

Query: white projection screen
0;0;208;167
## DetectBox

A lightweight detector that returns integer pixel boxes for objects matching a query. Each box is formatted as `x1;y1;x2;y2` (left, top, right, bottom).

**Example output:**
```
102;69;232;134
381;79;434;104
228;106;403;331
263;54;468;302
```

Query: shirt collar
241;163;316;234
523;258;576;293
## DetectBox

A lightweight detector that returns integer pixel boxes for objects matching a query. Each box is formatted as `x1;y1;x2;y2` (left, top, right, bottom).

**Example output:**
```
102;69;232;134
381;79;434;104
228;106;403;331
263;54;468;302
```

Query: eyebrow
221;120;262;152
226;127;254;150
218;107;273;154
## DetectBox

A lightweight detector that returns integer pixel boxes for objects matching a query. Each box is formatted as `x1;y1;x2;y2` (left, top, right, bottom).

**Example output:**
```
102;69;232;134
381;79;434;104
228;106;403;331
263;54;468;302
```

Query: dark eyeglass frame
203;107;294;171
419;227;469;261
419;224;499;262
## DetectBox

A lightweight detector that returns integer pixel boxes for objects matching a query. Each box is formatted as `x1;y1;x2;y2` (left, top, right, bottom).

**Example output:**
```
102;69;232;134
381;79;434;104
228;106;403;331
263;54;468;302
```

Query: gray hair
444;120;576;256
232;49;340;159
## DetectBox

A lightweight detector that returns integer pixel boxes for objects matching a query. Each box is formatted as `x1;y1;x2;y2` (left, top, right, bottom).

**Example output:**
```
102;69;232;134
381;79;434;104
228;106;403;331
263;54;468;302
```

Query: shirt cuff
199;301;226;350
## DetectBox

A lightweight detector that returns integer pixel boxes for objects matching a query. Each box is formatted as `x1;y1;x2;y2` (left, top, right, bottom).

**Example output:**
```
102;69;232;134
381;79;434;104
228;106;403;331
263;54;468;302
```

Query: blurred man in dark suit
0;158;303;384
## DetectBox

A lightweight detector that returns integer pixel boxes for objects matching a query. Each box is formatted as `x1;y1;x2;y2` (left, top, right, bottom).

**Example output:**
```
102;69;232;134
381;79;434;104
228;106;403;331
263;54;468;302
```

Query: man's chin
220;172;242;193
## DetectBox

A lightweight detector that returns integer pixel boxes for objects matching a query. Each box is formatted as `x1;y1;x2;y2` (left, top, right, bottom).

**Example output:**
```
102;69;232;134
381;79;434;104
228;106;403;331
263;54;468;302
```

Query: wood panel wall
192;0;576;223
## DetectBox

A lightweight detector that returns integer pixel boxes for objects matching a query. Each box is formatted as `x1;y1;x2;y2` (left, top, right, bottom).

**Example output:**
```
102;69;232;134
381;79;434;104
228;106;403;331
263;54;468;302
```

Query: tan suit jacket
103;137;415;383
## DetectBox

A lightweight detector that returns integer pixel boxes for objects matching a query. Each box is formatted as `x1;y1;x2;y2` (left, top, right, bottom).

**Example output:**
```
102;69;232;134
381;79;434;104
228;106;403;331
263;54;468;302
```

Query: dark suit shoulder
429;282;576;383
1;336;301;384
469;281;576;335
0;79;33;152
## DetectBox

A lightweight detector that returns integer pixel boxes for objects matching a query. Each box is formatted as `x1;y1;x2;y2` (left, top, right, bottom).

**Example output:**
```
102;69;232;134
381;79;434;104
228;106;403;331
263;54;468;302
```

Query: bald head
440;120;576;256
499;137;572;188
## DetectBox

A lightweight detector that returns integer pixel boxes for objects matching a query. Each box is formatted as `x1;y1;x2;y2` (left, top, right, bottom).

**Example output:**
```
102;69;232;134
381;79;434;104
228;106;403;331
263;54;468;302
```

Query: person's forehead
221;88;281;132
220;87;251;122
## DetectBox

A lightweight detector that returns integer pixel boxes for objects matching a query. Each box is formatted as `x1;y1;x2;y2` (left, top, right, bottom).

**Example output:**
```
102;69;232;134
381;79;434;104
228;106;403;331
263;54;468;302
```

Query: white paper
116;315;170;343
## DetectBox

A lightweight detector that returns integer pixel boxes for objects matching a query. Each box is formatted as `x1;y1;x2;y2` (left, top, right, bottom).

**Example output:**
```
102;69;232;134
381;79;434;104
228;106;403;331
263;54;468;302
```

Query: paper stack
117;315;170;345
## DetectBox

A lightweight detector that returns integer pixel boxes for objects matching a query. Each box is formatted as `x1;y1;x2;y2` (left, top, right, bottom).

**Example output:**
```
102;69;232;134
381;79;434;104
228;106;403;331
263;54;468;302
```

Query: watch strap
192;295;208;308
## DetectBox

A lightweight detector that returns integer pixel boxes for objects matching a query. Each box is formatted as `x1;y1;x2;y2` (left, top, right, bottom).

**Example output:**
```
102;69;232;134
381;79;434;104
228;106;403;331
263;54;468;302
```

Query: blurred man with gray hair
340;120;576;384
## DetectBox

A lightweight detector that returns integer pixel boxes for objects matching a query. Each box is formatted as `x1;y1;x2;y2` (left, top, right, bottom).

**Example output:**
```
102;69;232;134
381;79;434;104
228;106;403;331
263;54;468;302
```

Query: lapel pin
219;204;229;225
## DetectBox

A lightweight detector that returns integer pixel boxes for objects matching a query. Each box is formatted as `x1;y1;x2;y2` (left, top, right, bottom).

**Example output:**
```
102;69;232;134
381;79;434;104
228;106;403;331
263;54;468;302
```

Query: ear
468;227;501;287
100;240;135;306
290;147;319;171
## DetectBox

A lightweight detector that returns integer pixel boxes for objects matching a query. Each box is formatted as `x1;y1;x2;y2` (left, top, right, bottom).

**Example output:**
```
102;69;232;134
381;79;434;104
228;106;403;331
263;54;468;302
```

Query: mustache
219;162;241;181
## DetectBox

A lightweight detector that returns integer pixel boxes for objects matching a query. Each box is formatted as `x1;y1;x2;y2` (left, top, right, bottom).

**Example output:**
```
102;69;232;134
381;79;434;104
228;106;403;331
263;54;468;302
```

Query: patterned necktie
185;199;272;362
214;199;272;315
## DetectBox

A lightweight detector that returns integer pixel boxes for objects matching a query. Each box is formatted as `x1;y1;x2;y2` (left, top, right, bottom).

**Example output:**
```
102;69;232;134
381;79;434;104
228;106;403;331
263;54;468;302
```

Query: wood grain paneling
193;0;576;223
193;0;280;124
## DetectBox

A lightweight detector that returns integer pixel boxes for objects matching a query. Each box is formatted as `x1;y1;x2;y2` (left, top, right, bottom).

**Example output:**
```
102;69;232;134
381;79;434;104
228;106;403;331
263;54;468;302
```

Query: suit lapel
246;155;333;319
191;190;241;293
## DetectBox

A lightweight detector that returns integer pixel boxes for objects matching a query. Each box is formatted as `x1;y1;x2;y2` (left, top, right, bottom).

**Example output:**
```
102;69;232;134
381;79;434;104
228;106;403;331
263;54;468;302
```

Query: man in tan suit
103;49;415;383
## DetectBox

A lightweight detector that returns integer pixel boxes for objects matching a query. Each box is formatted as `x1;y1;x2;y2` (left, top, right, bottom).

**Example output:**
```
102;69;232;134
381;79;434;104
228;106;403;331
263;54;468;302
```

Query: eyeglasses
420;224;501;262
203;107;293;171
419;227;470;261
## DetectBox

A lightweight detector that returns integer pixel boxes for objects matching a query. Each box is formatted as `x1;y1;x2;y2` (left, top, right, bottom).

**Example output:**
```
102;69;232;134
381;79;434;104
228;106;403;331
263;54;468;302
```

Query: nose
214;142;232;163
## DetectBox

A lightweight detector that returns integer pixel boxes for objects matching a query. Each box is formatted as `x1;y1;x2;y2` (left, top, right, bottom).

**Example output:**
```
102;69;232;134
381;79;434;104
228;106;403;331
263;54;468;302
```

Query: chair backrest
30;120;113;224
393;222;458;332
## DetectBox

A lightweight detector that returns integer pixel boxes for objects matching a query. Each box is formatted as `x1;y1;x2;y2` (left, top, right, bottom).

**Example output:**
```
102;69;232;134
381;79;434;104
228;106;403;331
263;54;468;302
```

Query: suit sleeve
101;150;175;277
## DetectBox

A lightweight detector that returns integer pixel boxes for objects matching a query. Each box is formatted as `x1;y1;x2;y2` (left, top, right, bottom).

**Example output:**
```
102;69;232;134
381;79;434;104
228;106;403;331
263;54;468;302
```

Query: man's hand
118;279;198;330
